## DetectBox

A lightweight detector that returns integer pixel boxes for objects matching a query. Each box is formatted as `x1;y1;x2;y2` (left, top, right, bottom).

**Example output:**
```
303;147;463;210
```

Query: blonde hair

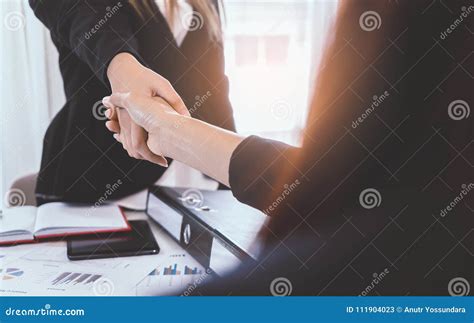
129;0;222;42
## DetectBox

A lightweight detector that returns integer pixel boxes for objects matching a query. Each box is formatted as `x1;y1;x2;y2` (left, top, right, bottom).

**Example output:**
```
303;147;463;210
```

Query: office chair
8;173;38;206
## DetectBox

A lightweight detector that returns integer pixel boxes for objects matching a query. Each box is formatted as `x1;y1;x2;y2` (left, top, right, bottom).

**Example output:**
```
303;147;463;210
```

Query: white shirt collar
155;0;193;47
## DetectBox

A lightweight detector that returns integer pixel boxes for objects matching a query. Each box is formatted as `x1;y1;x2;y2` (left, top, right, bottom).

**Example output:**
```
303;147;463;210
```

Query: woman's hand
103;91;244;187
103;93;182;159
106;52;190;166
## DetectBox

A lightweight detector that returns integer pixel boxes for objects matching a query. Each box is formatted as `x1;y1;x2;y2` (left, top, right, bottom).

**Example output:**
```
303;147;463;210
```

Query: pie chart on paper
0;268;24;280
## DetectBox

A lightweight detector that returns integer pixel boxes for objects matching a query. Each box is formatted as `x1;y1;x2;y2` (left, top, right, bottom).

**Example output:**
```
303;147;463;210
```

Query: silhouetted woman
105;0;472;295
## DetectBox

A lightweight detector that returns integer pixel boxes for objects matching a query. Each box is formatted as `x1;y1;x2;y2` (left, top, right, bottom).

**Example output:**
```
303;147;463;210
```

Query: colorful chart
149;268;160;276
0;268;24;280
184;266;202;275
163;264;181;276
51;272;102;286
148;264;204;276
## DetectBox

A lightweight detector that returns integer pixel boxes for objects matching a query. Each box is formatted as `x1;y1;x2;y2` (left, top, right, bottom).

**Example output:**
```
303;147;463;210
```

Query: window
223;0;339;145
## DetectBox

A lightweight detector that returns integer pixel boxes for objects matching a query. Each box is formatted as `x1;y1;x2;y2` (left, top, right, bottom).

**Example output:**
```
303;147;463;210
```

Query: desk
0;209;214;296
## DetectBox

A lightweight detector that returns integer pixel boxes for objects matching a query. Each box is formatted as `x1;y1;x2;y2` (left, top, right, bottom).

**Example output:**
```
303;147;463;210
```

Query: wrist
155;113;191;158
107;52;142;84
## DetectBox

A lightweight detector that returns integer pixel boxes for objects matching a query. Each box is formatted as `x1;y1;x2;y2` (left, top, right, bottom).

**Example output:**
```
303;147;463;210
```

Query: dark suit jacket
198;0;473;295
29;0;235;204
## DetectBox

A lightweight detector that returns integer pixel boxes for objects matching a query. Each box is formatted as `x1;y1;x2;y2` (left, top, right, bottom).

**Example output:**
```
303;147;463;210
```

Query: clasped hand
103;92;181;166
105;53;189;166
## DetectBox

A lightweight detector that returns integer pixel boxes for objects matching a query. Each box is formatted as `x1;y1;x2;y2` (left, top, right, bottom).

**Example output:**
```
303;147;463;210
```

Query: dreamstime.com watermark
440;183;473;218
4;304;85;317
352;91;390;129
93;278;115;296
359;11;382;32
448;99;470;121
181;268;213;296
181;11;204;32
84;2;123;40
448;277;470;296
179;188;205;209
86;179;123;216
270;99;293;120
174;91;212;129
440;6;474;40
3;11;25;31
4;188;26;207
359;188;382;209
270;277;293;296
359;268;390;296
263;178;301;215
92;100;108;121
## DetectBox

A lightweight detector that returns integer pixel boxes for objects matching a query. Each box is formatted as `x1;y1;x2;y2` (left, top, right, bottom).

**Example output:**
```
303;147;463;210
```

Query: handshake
103;53;192;167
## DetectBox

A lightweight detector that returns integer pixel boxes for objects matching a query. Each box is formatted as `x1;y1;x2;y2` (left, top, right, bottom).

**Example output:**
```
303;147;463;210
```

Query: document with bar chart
135;254;210;296
0;226;207;295
0;242;166;296
0;259;114;296
51;272;103;286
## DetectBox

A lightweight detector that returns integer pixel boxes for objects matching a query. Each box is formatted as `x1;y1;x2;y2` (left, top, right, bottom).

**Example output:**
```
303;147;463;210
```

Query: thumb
104;93;159;132
152;78;190;117
103;93;129;110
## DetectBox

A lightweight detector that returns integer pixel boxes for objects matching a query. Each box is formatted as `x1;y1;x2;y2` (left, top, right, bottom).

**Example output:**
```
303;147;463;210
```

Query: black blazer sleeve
29;0;144;86
229;136;300;212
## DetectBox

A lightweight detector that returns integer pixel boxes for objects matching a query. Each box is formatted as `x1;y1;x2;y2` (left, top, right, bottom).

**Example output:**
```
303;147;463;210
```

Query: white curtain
1;0;65;209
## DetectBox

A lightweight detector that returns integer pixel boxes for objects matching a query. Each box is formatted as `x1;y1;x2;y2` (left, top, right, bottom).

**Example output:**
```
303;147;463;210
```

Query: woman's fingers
105;95;148;157
113;133;122;143
103;105;124;145
105;120;120;133
103;94;127;110
152;76;190;117
153;156;169;167
105;93;159;132
103;93;174;166
130;123;149;158
139;146;169;167
116;109;135;158
130;123;168;167
104;78;190;118
105;106;117;121
107;55;189;117
109;110;167;166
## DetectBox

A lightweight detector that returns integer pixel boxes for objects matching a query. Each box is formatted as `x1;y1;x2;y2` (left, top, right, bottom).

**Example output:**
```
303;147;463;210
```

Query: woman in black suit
29;0;234;205
105;0;472;295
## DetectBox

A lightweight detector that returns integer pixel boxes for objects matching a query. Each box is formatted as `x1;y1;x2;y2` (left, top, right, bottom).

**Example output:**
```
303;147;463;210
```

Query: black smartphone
67;220;159;260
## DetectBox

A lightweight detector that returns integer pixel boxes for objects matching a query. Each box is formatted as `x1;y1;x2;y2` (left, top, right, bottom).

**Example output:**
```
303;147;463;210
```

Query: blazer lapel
146;1;179;48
